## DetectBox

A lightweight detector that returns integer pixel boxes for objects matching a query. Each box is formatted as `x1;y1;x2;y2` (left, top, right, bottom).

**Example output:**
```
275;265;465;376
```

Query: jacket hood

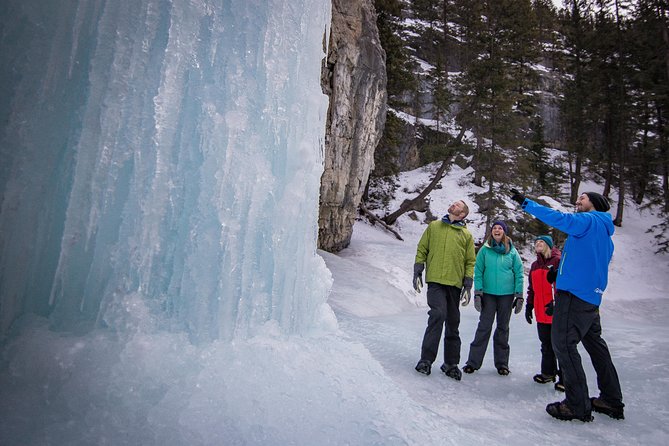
441;215;467;228
592;210;615;236
535;246;562;265
483;237;516;254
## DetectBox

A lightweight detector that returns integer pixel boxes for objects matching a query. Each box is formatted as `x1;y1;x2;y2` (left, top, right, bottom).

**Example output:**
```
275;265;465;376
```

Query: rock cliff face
319;0;387;252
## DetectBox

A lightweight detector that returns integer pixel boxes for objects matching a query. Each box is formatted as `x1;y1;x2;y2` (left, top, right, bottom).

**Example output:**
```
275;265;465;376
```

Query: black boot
497;367;510;376
415;360;431;375
440;363;462;381
533;373;556;384
546;401;593;422
590;397;624;420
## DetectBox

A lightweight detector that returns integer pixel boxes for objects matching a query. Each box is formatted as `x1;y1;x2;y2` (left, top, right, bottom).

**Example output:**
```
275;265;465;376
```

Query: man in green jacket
413;200;477;380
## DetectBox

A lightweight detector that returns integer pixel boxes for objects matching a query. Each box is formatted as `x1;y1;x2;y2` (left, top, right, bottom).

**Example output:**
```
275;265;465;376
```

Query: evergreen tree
584;1;634;226
630;0;669;214
557;0;596;203
371;0;417;203
431;56;451;136
453;0;541;226
628;0;669;251
374;0;416;107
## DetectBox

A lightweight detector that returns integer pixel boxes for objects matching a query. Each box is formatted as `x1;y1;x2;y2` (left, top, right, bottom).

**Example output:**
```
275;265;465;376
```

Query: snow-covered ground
1;163;667;445
322;163;669;444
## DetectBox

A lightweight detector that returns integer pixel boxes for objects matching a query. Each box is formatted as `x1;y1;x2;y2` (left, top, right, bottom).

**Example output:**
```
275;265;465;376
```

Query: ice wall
0;0;332;341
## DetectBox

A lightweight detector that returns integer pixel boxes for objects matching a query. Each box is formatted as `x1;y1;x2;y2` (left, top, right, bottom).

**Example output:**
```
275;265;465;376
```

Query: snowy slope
323;163;669;444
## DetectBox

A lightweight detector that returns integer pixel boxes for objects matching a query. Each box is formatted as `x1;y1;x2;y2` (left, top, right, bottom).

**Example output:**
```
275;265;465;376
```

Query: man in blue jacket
511;189;624;422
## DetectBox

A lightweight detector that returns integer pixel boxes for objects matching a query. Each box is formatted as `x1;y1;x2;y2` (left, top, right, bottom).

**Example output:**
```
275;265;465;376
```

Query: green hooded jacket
474;240;524;295
415;219;476;287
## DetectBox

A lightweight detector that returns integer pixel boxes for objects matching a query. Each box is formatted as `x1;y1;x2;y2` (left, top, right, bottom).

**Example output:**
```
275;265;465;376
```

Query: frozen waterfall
0;0;332;341
1;2;444;445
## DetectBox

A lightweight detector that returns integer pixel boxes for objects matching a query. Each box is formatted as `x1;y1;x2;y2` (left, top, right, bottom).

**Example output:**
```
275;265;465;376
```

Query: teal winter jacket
474;241;524;296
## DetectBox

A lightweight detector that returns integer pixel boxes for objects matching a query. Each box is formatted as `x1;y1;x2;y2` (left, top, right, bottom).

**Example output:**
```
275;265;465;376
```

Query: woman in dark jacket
525;235;564;391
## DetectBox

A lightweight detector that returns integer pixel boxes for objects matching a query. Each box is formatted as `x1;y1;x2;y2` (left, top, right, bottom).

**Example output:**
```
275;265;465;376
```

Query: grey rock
318;0;387;252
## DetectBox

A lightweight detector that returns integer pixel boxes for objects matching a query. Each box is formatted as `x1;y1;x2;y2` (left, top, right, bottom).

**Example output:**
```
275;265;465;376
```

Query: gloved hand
460;277;473;306
510;188;526;205
474;291;483;312
546;265;557;284
513;293;524;314
525;305;533;324
545;300;554;316
413;263;425;292
460;288;471;306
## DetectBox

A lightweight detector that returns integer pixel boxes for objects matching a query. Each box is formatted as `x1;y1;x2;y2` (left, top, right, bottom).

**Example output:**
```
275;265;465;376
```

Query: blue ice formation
0;0;332;341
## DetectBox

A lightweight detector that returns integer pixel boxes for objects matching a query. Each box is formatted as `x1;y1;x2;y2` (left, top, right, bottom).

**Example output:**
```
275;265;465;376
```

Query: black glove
510;188;526;205
474;291;483;312
413;263;425;292
460;277;473;306
546;266;557;284
513;293;524;314
525;305;533;324
545;300;554;316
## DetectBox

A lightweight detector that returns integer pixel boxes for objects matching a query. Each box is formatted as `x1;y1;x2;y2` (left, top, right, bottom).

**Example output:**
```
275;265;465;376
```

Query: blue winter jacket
521;199;614;306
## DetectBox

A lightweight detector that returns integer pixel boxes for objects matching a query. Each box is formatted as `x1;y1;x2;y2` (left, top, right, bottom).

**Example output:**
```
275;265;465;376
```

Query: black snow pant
537;322;559;378
552;290;624;417
420;283;462;367
466;293;514;370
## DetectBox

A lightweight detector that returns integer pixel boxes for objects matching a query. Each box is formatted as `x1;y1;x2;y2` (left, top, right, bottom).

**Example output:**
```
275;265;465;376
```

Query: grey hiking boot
440;363;462;381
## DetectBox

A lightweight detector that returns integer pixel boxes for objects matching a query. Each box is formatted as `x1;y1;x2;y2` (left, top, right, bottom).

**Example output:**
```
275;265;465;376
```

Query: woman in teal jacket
463;221;524;375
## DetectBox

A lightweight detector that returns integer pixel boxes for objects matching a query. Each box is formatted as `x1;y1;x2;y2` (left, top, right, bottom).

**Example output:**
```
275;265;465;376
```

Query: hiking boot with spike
462;364;475;374
440;363;462;381
554;381;565;392
590;397;624;420
415;360;431;376
546;401;593;422
533;373;556;384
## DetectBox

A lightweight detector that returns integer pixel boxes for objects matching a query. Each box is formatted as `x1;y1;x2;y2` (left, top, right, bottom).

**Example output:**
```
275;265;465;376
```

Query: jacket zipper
559;252;566;276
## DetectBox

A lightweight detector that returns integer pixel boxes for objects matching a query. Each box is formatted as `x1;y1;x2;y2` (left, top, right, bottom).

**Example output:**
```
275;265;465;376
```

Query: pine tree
627;0;669;251
374;0;416;107
431;56;451;135
452;0;541;226
631;0;669;214
557;0;596;203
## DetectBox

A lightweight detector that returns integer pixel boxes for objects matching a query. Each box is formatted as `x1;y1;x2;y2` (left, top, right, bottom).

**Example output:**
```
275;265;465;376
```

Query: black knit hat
584;192;610;212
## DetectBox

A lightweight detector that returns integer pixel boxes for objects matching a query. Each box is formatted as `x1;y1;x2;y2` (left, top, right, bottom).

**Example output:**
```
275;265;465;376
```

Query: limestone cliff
319;0;387;252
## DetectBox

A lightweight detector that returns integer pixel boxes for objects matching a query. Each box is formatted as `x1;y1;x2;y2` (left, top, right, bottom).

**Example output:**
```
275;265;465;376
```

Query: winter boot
497;367;510;376
462;364;476;374
590;397;624;420
415;360;431;376
554;381;565;392
440;363;462;381
546;401;593;422
533;373;556;384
